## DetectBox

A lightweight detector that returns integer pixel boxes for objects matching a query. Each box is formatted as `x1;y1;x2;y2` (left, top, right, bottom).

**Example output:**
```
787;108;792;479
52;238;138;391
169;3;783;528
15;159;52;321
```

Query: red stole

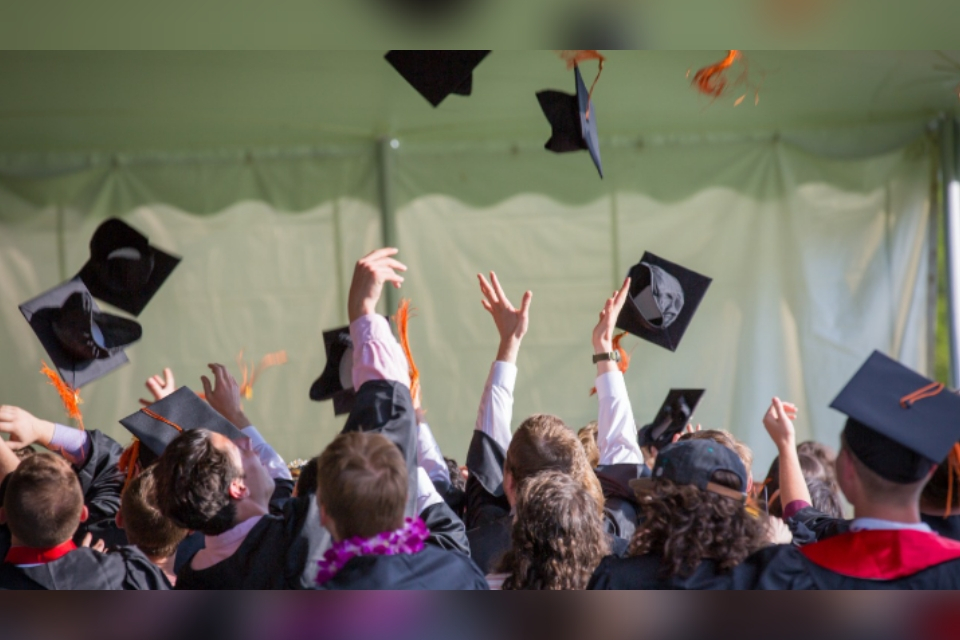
4;540;77;565
801;529;960;580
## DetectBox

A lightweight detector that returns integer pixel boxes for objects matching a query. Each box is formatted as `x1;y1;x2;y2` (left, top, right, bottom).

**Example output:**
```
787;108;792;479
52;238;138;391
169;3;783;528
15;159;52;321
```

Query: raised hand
81;532;107;553
139;367;176;407
348;248;408;322
477;271;532;364
0;405;54;451
592;277;631;353
201;364;252;429
762;397;799;452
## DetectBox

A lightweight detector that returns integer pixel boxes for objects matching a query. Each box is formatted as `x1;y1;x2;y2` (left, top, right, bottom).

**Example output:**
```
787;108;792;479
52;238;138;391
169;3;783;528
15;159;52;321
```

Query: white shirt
241;426;292;481
193;515;264;570
594;371;644;466
850;518;933;533
475;361;516;452
417;422;450;486
416;466;444;514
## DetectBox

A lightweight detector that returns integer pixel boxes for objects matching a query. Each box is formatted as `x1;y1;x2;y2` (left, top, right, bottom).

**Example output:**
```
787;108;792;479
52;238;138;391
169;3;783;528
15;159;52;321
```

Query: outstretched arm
763;398;811;510
592;278;643;466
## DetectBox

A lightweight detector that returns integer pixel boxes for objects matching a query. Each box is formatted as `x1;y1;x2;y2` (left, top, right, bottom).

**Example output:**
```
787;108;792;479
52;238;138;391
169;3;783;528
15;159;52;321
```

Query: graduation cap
119;386;244;469
19;280;141;388
76;218;181;317
537;64;603;178
638;389;705;451
385;50;491;108
831;351;960;484
309;326;357;416
615;252;712;352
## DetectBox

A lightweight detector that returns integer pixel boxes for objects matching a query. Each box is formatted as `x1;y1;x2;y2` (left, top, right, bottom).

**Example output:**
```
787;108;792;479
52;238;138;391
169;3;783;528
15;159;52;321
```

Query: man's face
210;432;275;508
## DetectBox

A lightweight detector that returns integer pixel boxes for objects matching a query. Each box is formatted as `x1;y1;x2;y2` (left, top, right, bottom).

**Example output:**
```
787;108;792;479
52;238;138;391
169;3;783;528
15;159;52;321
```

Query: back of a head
807;477;844;519
577;422;600;469
631;467;765;579
841;436;929;507
507;414;604;513
762;453;831;518
153;429;239;536
798;440;838;488
317;432;408;540
499;470;609;590
121;465;188;558
680;430;754;474
4;453;84;548
295;456;320;497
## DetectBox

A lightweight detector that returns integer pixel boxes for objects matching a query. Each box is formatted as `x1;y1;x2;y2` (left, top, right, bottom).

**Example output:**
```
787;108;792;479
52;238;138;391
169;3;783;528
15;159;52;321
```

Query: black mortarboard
631;439;747;502
831;351;960;484
385;50;491;107
76;218;181;317
120;386;244;464
637;389;705;451
19;280;142;388
310;326;356;416
537;64;603;178
615;252;712;352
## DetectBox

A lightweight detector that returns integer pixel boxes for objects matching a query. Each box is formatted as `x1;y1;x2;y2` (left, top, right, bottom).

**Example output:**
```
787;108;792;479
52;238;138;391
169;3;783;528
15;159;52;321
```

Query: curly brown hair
578;422;600;469
498;471;610;590
629;470;766;580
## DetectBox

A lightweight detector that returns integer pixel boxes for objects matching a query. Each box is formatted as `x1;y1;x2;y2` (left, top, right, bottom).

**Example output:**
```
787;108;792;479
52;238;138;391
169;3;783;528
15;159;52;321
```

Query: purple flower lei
316;517;429;585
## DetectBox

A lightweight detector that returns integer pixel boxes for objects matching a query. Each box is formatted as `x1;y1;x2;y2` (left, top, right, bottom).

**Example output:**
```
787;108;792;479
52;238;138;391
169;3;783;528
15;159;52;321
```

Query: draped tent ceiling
0;50;958;471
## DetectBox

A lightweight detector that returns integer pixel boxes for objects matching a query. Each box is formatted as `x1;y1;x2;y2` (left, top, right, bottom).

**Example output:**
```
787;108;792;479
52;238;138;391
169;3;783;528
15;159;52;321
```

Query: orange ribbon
558;50;606;120
899;382;945;409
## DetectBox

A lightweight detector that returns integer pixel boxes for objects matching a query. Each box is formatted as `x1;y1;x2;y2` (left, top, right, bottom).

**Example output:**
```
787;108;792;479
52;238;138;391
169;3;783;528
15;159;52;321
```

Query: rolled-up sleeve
595;371;643;466
349;314;411;389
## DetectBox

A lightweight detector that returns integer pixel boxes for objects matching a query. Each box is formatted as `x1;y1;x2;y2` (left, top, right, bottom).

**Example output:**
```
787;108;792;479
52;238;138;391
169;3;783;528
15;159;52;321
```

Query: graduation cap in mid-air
638;389;706;451
76;218;181;317
616;252;712;352
19;280;142;388
385;50;491;107
537;64;603;178
831;351;960;484
309;326;357;416
119;386;244;469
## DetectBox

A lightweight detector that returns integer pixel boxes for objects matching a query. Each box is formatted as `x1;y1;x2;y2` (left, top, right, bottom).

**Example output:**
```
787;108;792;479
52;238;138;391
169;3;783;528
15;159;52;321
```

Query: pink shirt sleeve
783;500;812;520
349;314;411;389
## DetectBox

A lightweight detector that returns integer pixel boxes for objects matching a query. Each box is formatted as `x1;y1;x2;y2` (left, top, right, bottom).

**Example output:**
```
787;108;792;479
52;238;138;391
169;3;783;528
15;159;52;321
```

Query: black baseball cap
638;389;706;451
19;280;141;388
831;351;960;484
309;326;356;416
537;64;603;178
631;439;748;502
385;50;491;107
76;218;181;317
616;251;712;352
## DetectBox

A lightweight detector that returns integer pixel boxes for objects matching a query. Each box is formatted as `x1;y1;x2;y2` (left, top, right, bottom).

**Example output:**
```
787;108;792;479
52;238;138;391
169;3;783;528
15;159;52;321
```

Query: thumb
5;441;28;452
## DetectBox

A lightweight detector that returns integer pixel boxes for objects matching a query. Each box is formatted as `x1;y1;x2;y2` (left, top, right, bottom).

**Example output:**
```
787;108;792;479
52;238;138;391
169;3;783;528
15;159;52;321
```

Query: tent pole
940;116;960;387
376;137;399;314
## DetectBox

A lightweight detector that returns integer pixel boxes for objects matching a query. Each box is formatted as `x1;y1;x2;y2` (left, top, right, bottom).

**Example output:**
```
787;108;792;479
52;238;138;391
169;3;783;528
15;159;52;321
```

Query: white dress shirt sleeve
417;422;450;486
474;360;516;453
416;466;444;514
242;426;293;481
349;314;411;389
595;371;644;466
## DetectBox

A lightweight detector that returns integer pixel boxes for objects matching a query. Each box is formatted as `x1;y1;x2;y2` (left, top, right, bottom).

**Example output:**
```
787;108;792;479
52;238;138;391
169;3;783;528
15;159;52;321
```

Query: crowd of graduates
3;241;960;590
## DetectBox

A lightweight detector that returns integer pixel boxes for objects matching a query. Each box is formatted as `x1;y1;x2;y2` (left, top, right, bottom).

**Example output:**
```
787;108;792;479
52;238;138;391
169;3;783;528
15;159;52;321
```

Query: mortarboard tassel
590;331;631;396
118;439;141;487
558;50;606;118
691;50;741;98
238;350;289;401
394;299;421;407
40;361;84;431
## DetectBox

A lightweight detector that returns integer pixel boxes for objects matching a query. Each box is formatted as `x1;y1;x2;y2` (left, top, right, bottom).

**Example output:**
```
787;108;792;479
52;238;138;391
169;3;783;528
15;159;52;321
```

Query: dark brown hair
506;414;604;515
577;422;600;469
630;470;766;580
4;453;84;548
498;471;609;590
316;432;407;540
121;465;188;558
295;456;320;497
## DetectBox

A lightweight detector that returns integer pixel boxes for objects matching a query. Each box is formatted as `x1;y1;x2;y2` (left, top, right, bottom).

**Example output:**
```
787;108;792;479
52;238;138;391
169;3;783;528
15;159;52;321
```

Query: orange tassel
692;50;741;97
236;349;288;401
557;50;606;119
118;439;141;487
946;443;960;518
589;332;631;396
40;362;84;431
394;299;421;407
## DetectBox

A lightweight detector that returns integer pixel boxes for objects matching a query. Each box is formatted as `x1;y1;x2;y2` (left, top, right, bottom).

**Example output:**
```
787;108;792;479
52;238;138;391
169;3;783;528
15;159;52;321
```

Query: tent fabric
0;131;934;471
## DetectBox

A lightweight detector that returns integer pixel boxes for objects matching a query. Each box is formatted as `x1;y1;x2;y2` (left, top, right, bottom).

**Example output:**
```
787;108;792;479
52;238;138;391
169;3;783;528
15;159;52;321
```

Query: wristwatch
593;351;622;364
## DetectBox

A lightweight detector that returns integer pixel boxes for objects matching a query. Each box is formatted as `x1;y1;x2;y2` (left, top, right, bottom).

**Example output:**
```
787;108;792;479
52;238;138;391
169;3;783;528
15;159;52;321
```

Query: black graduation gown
318;545;488;590
71;430;126;539
0;543;170;590
698;530;960;590
922;513;960;541
588;554;732;590
785;505;851;546
595;463;650;541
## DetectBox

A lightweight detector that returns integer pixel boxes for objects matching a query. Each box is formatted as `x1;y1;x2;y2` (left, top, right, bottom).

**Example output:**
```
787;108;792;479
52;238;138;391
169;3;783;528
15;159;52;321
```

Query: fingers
362;247;400;262
519;290;533;318
480;299;493;314
477;273;499;305
81;532;93;548
163;367;174;388
201;375;213;398
614;277;631;310
92;539;106;553
5;441;28;451
490;272;510;308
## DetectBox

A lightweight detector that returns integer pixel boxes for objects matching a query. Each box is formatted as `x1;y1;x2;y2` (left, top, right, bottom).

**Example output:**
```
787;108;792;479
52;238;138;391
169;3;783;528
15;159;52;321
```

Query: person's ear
319;503;338;541
79;505;89;523
228;477;249;501
504;469;517;507
115;512;124;530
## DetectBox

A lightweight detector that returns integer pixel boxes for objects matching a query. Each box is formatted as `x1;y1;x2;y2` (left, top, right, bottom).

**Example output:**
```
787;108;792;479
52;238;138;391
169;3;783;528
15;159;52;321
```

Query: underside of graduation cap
536;65;603;178
385;50;491;107
638;388;706;450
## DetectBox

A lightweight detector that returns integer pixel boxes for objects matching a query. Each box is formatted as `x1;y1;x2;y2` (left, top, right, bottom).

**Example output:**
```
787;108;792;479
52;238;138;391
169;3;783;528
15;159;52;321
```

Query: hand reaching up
763;397;799;452
0;405;54;451
201;364;252;429
592;277;631;353
139;368;176;407
348;248;407;322
477;271;532;364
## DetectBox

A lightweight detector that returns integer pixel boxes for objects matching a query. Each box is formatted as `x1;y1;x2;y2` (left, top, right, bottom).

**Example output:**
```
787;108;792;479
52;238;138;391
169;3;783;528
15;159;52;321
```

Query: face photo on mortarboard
537;64;603;178
385;50;491;107
310;326;357;415
616;251;712;352
76;218;181;317
19;279;142;388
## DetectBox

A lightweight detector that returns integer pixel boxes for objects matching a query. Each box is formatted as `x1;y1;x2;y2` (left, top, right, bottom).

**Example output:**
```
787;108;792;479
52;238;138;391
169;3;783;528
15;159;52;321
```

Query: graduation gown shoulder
318;546;488;590
588;553;731;590
73;430;127;528
785;505;851;546
922;513;960;541
464;430;510;530
0;545;171;590
595;463;649;541
466;515;512;574
175;493;331;590
421;501;471;556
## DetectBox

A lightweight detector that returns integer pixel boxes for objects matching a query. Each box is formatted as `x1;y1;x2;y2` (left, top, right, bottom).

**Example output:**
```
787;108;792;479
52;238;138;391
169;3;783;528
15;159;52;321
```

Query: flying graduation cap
385;50;491;107
615;252;712;352
637;389;706;451
310;326;357;416
76;218;181;317
537;64;603;178
19;280;142;388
